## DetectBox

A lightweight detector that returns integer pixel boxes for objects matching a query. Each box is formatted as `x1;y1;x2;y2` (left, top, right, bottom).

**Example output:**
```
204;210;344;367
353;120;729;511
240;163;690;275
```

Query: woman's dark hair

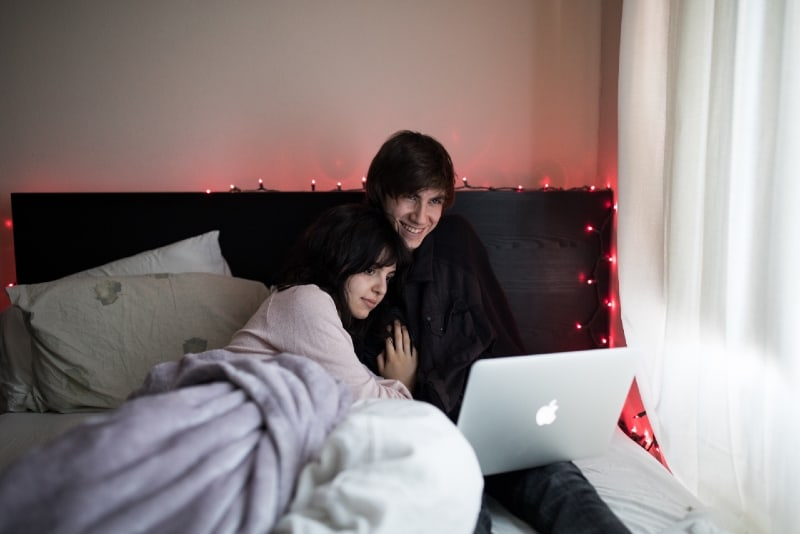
365;130;456;210
278;203;411;330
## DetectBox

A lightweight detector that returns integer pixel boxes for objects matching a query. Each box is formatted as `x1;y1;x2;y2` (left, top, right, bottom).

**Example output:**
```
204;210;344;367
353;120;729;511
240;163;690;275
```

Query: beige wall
0;0;621;303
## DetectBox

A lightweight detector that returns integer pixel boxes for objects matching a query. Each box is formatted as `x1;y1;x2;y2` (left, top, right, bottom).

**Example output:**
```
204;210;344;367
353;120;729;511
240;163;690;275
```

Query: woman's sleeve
270;286;412;401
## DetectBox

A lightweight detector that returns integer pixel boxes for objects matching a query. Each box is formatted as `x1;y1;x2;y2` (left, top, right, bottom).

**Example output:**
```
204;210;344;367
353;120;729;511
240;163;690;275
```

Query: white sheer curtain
617;1;799;532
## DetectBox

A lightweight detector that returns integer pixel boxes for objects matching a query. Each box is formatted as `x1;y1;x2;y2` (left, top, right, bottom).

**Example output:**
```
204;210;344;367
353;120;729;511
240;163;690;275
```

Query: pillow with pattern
4;273;269;412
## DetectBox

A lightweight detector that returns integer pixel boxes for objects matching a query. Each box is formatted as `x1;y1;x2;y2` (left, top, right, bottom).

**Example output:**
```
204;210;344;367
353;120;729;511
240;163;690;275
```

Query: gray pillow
0;306;38;411
3;273;270;412
1;230;233;412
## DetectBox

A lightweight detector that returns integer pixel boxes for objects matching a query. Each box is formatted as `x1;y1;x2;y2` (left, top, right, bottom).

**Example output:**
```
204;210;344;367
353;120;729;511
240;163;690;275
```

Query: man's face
383;188;446;250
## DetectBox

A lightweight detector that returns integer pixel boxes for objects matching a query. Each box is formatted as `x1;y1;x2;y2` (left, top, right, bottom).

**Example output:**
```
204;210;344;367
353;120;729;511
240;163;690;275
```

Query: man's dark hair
278;203;411;330
365;130;456;210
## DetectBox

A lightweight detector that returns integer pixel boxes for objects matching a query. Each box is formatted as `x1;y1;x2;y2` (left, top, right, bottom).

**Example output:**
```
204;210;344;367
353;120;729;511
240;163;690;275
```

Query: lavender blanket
0;350;353;534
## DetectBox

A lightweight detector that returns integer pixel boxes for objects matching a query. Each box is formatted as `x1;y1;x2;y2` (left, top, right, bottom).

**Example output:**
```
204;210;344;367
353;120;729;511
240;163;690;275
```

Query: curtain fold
617;1;799;532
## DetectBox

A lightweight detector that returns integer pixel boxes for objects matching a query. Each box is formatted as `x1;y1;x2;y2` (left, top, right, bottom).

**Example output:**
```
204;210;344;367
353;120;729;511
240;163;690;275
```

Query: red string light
572;189;615;349
198;180;668;463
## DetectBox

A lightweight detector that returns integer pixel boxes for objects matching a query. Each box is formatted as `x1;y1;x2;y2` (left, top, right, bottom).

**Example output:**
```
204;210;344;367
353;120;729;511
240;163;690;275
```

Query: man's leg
484;461;630;534
472;492;494;534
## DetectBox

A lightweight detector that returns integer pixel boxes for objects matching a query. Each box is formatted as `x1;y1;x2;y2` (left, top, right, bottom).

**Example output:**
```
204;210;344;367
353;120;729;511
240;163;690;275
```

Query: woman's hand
377;320;418;392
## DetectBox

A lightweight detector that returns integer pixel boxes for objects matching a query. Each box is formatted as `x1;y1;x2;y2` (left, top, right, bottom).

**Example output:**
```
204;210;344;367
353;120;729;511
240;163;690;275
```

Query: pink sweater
226;284;411;400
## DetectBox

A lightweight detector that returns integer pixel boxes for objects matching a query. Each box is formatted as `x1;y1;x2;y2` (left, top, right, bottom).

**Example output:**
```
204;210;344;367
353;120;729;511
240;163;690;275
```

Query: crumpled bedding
275;398;485;534
0;349;354;534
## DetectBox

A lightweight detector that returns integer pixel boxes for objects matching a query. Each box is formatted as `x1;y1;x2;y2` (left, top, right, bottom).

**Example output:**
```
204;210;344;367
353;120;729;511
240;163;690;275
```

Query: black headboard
10;190;614;354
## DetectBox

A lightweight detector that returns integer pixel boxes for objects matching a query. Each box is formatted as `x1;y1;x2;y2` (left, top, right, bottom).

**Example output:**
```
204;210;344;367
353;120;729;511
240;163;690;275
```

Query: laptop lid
456;347;638;476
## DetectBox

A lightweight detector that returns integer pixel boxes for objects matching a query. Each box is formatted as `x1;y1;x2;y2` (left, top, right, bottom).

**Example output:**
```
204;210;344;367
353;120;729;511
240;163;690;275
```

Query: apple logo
535;399;559;426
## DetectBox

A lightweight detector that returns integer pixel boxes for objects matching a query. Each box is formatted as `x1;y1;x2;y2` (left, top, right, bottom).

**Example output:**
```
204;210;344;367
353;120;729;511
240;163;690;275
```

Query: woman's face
345;263;397;319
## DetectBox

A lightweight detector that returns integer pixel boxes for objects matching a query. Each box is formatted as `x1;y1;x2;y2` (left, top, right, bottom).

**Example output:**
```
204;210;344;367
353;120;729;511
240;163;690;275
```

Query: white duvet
275;399;484;534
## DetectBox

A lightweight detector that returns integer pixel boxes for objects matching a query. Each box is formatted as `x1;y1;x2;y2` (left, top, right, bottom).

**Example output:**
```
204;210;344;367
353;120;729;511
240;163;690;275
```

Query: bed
0;190;729;533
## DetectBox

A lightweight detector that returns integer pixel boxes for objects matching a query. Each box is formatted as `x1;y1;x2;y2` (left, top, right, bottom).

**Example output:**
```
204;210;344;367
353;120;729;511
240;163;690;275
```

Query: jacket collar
407;229;436;283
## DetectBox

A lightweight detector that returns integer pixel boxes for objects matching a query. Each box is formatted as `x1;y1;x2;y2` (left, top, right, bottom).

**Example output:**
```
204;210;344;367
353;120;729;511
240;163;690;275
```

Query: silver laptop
456;347;638;476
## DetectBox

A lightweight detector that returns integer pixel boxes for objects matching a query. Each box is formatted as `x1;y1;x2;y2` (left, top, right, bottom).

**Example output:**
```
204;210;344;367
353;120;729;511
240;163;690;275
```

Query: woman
226;203;417;399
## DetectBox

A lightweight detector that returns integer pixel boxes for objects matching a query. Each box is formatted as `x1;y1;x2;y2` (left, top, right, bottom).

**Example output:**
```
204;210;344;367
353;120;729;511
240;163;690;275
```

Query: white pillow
1;230;233;412
4;273;270;412
75;230;231;277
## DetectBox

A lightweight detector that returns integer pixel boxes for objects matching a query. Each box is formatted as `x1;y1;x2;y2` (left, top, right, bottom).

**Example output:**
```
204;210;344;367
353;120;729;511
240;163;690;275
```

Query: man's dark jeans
473;461;631;533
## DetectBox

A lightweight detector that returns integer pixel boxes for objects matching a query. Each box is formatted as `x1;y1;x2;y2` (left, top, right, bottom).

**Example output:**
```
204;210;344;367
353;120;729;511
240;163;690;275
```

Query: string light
573;191;615;349
619;409;666;468
454;181;610;193
215;178;625;361
219;177;615;194
37;178;661;464
216;180;619;353
3;220;14;291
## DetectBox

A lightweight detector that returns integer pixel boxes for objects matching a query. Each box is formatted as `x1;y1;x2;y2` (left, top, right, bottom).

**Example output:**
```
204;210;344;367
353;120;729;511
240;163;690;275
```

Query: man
359;130;630;533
